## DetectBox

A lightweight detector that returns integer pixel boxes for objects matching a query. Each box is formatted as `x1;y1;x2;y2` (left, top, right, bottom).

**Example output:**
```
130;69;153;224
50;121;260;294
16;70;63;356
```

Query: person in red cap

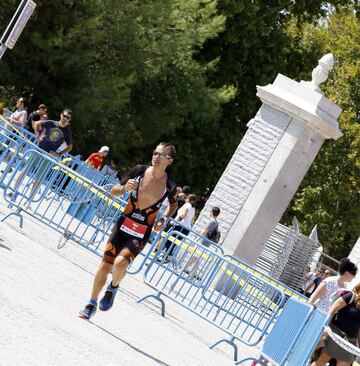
85;146;109;170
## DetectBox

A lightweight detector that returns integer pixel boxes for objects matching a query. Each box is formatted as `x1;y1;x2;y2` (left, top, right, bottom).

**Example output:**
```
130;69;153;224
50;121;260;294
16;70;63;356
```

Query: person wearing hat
85;146;109;170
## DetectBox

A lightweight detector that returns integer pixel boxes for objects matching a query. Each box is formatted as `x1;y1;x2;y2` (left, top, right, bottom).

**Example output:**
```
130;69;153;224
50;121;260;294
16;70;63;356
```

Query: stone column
193;54;343;265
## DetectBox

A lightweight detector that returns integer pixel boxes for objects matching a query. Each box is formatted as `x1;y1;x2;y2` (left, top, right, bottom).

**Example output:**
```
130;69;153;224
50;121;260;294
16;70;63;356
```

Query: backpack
208;221;221;243
330;288;355;305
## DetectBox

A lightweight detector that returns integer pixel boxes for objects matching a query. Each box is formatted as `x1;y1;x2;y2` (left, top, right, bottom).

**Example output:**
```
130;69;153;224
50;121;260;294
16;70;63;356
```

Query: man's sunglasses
153;150;171;160
62;113;71;120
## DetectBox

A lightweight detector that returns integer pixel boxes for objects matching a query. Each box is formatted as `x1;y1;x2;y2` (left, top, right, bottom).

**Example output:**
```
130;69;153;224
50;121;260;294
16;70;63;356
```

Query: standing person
158;194;196;263
311;283;360;366
9;97;28;128
12;109;73;197
79;142;178;320
323;269;332;280
85;146;109;170
34;109;73;157
24;104;47;133
101;158;119;180
303;267;325;298
201;206;221;246
177;186;190;211
309;258;357;312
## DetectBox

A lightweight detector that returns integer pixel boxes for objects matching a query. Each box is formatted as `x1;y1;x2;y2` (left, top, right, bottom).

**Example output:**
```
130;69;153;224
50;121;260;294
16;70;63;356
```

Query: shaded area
89;322;171;366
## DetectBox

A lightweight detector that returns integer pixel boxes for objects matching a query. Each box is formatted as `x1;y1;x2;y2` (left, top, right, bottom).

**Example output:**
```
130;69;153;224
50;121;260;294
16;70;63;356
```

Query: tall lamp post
0;0;36;59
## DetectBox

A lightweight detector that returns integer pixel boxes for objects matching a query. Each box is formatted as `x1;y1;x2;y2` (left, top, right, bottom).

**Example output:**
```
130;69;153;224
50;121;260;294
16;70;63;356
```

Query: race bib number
120;217;148;239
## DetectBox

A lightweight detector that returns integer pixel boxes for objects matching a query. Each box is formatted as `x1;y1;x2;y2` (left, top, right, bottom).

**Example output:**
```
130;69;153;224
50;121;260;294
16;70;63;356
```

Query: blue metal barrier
0;149;127;251
0;114;323;363
0;131;20;187
236;298;329;366
137;230;285;361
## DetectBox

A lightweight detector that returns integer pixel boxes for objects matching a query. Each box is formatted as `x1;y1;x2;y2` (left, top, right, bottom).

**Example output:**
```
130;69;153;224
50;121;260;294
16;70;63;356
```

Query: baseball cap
99;146;109;153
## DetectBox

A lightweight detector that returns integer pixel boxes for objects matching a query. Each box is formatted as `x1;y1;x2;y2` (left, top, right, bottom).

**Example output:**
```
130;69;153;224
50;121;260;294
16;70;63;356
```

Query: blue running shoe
99;284;118;311
79;303;97;320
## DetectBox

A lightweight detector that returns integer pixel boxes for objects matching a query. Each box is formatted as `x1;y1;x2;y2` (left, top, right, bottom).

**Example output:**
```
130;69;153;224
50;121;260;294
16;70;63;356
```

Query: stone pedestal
194;70;342;266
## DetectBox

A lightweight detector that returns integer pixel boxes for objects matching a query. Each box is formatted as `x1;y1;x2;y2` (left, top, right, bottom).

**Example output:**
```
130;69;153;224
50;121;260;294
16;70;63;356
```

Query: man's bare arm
163;201;178;221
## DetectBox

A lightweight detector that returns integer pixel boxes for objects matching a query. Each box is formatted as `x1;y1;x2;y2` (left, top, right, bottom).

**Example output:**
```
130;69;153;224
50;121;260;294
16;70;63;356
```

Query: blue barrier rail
0;114;319;363
0;148;127;253
237;297;329;365
138;230;286;361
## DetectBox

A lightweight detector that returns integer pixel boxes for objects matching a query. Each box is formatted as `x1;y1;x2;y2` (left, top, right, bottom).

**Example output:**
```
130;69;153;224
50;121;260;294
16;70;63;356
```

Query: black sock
110;281;119;289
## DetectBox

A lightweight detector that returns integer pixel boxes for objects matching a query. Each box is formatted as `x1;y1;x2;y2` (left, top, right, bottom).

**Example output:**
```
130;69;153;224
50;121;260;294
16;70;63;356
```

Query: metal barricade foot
1;210;24;228
209;336;238;361
137;291;165;317
235;357;262;365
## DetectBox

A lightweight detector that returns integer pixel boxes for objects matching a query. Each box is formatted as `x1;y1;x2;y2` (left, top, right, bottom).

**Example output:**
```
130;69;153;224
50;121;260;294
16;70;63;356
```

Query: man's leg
79;260;113;320
99;248;134;311
111;255;130;286
90;261;113;301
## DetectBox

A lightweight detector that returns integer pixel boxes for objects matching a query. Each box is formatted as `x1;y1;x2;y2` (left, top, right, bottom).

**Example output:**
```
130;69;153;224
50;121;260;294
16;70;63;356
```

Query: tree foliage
282;9;360;258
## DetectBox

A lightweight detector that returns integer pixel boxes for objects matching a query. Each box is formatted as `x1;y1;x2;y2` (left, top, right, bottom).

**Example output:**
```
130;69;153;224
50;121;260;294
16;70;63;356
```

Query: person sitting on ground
311;283;360;366
85;146;109;170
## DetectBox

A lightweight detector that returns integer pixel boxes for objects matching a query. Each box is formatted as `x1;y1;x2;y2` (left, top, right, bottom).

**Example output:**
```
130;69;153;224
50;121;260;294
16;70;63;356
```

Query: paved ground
0;199;259;366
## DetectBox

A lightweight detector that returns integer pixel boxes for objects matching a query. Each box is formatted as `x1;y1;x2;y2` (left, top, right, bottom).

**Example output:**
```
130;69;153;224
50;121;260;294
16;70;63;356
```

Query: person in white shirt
175;194;196;229
9;97;28;128
159;194;196;262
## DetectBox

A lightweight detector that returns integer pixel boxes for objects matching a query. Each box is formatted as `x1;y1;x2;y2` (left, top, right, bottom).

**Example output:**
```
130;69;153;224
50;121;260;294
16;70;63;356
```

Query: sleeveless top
120;165;177;228
315;276;340;312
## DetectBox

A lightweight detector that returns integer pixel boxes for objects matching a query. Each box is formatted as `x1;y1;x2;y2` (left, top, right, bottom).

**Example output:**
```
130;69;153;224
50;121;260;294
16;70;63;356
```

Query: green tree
197;0;356;193
0;0;101;113
282;9;360;258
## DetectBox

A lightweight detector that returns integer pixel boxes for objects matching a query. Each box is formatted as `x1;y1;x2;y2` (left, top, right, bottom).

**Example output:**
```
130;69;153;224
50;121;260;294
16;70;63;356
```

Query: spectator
309;258;357;312
9;97;28;128
323;269;332;280
24;104;47;133
85;146;109;170
201;206;221;246
184;206;221;277
12;109;73;198
101;158;119;180
302;267;325;298
158;194;196;263
177;185;190;209
311;283;360;366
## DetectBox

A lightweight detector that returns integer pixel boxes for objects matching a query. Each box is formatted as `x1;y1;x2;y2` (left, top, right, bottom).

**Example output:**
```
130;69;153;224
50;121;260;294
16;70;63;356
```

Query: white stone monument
194;54;343;265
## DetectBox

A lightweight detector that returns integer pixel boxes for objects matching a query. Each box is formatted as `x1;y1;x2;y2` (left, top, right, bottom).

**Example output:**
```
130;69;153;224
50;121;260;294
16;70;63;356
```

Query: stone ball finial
300;53;334;94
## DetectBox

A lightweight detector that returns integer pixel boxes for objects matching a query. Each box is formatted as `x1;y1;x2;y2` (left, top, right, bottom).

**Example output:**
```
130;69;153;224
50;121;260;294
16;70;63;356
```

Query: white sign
1;0;36;50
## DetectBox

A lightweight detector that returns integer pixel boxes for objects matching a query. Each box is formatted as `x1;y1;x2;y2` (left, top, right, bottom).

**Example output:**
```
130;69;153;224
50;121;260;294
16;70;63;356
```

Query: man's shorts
102;217;151;264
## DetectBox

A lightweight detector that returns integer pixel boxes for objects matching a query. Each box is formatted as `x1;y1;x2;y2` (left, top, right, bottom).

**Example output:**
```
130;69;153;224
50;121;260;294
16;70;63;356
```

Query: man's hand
36;135;43;143
153;217;166;232
49;151;60;158
124;179;139;192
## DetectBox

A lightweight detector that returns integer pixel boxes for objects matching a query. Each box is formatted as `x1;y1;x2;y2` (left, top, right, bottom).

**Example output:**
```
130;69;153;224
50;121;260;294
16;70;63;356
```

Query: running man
79;142;178;319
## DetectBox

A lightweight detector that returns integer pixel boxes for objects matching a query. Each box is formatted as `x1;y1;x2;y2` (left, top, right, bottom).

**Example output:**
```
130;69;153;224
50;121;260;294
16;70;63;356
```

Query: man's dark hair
339;258;357;275
62;108;72;116
19;97;28;108
38;104;47;110
159;142;176;159
182;185;191;195
212;207;220;217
